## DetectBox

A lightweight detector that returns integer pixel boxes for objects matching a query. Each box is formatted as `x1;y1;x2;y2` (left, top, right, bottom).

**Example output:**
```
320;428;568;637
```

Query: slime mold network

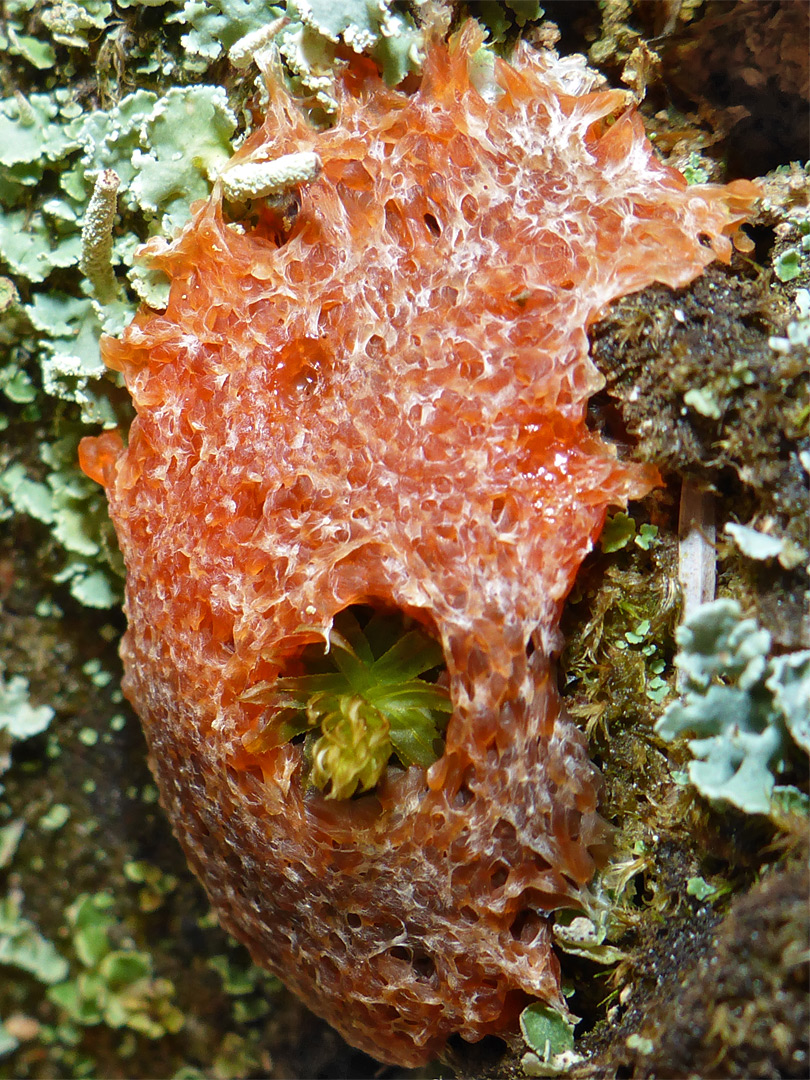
80;24;757;1067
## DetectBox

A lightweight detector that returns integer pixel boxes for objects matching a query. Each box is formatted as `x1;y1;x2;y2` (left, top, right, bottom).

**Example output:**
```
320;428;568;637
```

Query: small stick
677;478;716;688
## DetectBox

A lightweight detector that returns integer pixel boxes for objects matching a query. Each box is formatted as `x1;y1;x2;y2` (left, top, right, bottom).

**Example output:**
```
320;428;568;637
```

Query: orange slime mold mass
80;27;757;1066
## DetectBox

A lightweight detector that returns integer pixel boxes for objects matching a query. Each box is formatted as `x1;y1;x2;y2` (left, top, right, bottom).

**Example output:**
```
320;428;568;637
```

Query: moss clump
608;858;810;1080
590;254;809;648
590;259;806;502
560;498;680;742
242;606;450;800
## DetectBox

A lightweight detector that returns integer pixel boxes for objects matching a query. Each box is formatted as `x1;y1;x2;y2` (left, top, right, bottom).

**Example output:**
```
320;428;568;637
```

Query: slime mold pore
79;25;758;1067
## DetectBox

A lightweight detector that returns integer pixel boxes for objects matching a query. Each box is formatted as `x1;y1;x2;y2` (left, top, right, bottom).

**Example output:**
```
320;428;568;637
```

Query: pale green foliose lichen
1;0;58;70
769;287;810;353
170;0;284;61
0;434;123;607
552;910;625;965
130;86;237;229
285;0;422;89
41;0;113;49
476;0;544;43
0;669;55;742
724;523;786;561
656;599;810;815
0;893;69;985
0;80;240;438
0;820;25;869
171;0;422;102
519;1001;582;1078
1;0;431;625
724;520;807;571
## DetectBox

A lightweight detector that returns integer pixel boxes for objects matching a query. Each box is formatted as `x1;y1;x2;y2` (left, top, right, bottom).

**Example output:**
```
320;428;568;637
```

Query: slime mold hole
509;908;544;944
241;602;451;802
423;212;442;238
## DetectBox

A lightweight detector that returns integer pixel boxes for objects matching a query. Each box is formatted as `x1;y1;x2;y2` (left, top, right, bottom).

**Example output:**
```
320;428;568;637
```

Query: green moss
561;505;680;739
243;606;451;800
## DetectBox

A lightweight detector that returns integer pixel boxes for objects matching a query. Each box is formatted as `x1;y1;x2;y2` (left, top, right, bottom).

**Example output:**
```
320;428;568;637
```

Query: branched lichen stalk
229;15;288;69
80;169;121;304
221;152;322;202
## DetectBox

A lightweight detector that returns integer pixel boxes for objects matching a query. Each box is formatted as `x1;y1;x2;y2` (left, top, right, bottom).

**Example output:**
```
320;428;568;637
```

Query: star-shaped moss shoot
242;608;452;800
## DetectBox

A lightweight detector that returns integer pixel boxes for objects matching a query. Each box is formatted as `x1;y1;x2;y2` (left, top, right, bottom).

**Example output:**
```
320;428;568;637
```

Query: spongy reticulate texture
80;26;758;1067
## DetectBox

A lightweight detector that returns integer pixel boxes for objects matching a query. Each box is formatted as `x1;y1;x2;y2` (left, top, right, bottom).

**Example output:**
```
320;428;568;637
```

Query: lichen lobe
80;25;757;1067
